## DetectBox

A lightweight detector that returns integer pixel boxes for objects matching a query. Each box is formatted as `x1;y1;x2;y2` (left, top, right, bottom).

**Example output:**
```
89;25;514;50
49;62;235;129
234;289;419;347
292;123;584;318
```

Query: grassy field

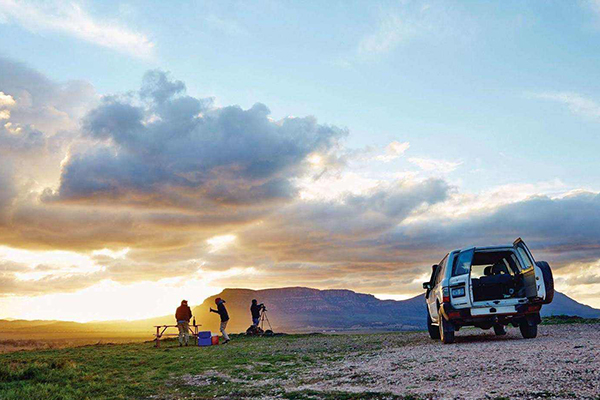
541;315;600;325
2;321;600;400
0;333;415;400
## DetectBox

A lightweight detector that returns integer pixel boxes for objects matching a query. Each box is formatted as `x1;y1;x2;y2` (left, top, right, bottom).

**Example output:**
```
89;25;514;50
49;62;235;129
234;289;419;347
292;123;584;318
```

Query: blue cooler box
198;331;212;346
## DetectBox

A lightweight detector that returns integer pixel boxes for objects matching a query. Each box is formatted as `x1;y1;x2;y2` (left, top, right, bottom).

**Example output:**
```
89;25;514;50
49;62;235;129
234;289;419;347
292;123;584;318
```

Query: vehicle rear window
453;249;474;276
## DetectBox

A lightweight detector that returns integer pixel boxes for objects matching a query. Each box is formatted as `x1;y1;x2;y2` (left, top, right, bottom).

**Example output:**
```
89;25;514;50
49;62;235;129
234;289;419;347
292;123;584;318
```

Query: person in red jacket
175;300;192;346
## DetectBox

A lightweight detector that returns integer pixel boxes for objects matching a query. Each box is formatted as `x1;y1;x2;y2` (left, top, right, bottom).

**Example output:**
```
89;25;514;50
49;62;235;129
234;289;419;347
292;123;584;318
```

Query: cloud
531;91;600;119
359;14;416;55
408;157;462;174
0;56;96;136
2;57;600;308
205;14;247;37
236;178;450;265
0;0;154;58
357;2;470;57
391;191;600;264
0;161;17;221
50;70;346;208
0;56;97;229
585;0;600;20
0;122;46;153
0;250;204;297
0;92;15;120
0;92;15;108
376;141;410;162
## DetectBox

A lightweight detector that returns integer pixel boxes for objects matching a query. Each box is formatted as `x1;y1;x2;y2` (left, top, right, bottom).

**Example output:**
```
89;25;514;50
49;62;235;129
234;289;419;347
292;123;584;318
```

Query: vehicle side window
516;247;534;270
434;255;448;286
429;267;439;287
453;249;474;276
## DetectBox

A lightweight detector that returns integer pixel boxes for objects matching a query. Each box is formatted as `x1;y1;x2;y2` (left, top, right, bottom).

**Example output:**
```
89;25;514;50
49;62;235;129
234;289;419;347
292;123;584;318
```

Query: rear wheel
536;261;554;304
439;315;455;344
427;309;440;340
493;324;507;336
519;320;538;339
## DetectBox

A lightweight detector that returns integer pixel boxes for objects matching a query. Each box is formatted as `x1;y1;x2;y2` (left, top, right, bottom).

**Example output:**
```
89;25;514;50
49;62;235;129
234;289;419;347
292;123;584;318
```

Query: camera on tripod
246;301;274;336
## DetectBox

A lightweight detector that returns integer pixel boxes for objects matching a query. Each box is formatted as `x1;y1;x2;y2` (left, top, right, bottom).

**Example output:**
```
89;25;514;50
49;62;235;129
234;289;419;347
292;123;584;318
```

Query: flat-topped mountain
189;287;425;333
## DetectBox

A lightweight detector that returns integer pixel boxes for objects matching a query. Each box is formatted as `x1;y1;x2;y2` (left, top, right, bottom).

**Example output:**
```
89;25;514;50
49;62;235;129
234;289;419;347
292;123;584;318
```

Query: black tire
493;324;507;336
439;315;455;344
519;320;538;339
427;309;440;340
536;261;554;304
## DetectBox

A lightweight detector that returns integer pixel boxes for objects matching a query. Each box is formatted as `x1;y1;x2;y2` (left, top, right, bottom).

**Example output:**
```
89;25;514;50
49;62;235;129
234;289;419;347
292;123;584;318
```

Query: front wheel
439;315;455;344
493;324;507;336
519;320;538;339
427;309;440;340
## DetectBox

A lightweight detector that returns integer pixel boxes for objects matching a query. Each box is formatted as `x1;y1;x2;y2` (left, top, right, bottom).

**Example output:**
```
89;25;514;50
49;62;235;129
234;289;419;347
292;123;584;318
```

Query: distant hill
1;287;599;340
189;287;426;333
541;291;600;318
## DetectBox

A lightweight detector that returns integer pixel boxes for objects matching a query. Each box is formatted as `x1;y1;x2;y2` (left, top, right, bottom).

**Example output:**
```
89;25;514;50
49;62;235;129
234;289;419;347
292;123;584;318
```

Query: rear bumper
440;302;541;325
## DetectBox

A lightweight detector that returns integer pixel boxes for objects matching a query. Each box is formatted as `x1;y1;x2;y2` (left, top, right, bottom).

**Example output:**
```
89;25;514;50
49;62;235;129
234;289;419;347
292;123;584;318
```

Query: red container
211;335;219;345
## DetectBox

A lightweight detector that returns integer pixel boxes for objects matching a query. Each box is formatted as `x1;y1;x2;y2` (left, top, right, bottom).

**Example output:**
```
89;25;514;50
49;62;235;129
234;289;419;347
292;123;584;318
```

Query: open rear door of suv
513;238;546;301
449;248;474;308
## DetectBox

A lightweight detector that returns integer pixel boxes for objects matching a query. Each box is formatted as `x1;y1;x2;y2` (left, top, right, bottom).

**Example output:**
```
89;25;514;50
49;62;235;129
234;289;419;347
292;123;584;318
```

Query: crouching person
210;297;230;344
175;300;192;346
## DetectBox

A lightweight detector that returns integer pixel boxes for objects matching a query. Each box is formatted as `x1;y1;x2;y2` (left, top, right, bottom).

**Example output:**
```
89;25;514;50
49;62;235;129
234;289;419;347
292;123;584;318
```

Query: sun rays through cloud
2;1;600;320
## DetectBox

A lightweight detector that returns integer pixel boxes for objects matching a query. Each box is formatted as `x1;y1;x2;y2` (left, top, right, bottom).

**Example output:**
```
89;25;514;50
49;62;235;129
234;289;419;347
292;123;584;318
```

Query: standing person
210;297;230;344
250;299;264;327
175;300;192;347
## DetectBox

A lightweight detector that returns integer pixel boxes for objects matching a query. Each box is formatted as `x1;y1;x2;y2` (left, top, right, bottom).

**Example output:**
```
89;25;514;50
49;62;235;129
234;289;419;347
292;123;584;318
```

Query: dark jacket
175;305;192;322
211;301;229;322
250;303;262;319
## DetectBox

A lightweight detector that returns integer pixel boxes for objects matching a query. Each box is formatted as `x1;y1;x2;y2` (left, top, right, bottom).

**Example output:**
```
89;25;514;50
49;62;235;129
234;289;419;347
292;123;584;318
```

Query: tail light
442;286;450;303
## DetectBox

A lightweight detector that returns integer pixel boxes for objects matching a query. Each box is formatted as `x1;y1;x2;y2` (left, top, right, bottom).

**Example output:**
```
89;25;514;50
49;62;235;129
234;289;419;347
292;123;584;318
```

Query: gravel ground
294;324;600;399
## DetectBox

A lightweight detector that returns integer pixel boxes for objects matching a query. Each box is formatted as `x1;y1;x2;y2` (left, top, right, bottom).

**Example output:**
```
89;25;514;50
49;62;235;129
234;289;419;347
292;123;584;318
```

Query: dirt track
295;324;600;399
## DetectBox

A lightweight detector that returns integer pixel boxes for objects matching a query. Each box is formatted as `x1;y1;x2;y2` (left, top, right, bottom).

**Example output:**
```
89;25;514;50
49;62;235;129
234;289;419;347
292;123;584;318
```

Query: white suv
423;238;554;344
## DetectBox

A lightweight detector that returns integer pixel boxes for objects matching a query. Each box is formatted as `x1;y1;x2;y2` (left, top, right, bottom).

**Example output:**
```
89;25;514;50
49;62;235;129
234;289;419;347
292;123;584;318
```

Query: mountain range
1;287;599;341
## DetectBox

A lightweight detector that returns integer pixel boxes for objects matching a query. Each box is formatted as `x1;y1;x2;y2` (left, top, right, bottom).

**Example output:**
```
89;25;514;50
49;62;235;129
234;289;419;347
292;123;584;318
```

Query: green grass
0;332;425;400
541;315;600;325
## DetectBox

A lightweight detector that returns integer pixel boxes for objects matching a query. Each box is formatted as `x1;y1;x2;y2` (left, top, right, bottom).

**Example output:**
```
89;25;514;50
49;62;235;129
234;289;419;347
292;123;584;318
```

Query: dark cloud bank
1;57;600;297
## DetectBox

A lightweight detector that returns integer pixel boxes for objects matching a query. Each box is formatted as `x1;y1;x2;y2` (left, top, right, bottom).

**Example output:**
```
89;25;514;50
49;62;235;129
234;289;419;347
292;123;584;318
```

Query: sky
1;0;600;322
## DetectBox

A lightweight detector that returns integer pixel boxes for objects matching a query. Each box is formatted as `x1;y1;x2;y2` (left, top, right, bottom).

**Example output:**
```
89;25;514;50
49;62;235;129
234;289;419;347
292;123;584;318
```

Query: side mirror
423;282;431;290
432;264;439;272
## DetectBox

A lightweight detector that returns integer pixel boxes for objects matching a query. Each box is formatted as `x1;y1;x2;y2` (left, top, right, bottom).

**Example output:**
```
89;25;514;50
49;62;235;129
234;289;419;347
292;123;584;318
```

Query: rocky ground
180;324;600;399
286;324;600;399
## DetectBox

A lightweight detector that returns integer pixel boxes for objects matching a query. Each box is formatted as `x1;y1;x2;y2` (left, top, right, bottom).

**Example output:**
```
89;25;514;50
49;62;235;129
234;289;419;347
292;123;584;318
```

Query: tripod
259;309;273;333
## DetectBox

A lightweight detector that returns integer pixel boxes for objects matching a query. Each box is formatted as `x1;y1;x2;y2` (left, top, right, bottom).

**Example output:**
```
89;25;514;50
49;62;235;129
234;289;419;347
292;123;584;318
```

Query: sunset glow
2;0;600;323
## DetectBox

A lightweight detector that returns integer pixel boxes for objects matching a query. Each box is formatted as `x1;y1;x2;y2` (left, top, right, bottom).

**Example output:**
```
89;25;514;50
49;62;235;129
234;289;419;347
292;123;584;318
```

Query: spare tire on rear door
535;261;554;304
